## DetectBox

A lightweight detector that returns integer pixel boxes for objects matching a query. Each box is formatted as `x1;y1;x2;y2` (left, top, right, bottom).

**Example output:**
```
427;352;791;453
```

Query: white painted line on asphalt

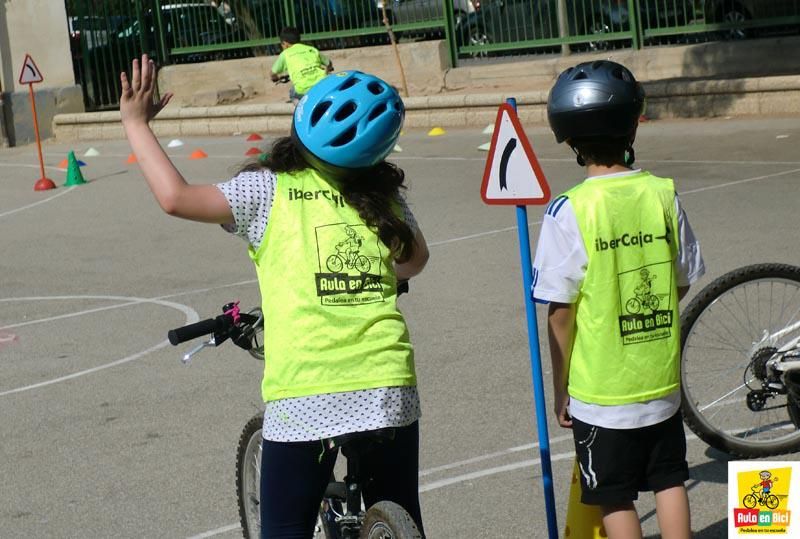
428;166;800;247
419;433;575;477
419;450;577;493
0;161;63;172
679;168;800;195
0;280;256;331
186;524;241;539
0;186;76;219
61;151;800;167
0;295;198;398
189;432;705;538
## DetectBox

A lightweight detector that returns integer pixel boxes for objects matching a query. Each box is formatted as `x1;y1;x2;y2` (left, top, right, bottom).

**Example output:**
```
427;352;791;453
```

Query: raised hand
120;54;173;126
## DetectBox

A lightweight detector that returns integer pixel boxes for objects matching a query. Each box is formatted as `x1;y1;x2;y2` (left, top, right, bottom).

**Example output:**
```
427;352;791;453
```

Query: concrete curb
53;75;800;142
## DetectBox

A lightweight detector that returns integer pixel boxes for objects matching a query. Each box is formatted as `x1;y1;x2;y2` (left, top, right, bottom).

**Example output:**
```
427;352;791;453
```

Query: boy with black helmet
532;60;705;538
119;58;428;536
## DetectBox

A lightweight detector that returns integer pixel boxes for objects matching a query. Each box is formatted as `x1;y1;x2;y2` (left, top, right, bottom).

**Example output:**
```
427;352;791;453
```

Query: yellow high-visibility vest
566;171;681;405
250;168;415;402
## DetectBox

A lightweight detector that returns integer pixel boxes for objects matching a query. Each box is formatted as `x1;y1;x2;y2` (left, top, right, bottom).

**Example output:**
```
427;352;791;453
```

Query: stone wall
158;40;449;106
0;0;84;146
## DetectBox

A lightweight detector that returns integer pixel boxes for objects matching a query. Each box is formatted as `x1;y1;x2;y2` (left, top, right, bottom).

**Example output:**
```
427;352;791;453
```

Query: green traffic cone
64;151;87;186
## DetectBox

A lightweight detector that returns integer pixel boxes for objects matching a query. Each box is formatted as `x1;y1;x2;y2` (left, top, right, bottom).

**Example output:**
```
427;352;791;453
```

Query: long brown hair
239;137;415;262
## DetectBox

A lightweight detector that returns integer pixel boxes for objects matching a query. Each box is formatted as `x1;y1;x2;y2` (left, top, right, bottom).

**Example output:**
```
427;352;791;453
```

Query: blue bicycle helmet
292;71;404;178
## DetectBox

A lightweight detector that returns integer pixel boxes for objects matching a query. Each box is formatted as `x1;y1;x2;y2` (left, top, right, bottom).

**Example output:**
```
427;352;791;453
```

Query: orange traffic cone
126;153;137;164
189;149;208;160
246;133;263;141
245;147;261;156
564;459;607;538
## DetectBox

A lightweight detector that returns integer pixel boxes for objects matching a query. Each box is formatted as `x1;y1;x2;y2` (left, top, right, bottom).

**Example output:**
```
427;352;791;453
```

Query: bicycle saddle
325;427;396;454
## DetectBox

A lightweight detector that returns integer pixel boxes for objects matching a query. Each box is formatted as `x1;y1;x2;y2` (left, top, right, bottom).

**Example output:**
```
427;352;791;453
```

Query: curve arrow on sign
499;138;517;191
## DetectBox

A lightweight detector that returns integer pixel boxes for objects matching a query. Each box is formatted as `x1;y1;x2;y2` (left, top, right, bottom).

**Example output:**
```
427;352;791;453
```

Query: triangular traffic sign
480;103;550;206
18;54;44;85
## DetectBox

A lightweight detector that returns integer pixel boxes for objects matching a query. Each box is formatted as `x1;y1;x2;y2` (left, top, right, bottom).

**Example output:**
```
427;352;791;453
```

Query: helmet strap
570;145;586;167
624;146;636;167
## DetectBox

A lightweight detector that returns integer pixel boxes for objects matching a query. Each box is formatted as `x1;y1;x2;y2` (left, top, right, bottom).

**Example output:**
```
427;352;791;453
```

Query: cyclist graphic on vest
626;267;660;314
759;470;774;495
326;225;372;274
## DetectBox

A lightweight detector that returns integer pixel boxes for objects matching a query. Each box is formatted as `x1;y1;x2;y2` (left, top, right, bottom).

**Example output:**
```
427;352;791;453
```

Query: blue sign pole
507;97;558;539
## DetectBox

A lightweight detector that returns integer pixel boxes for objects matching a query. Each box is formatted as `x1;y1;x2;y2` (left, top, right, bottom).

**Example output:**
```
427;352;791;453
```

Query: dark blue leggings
259;421;424;539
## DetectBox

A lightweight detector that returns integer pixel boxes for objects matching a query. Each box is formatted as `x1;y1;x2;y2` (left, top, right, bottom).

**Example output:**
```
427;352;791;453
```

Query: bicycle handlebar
168;316;229;345
168;281;409;360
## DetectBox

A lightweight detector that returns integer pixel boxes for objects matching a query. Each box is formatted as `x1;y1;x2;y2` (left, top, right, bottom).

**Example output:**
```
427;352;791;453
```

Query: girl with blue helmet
120;57;429;537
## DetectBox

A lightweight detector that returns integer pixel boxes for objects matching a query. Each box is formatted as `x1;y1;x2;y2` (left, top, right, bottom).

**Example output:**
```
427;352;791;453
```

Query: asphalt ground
1;116;799;538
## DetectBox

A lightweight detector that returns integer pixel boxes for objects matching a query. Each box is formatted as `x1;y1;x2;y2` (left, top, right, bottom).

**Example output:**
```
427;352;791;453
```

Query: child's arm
548;302;576;428
120;55;233;224
395;229;429;280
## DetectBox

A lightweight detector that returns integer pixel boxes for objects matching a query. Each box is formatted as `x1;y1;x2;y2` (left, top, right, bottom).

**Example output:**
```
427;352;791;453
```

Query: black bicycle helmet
547;60;645;144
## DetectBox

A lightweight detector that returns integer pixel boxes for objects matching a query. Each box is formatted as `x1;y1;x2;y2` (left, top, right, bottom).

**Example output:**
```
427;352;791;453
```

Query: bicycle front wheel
681;263;800;457
360;501;422;539
236;414;263;538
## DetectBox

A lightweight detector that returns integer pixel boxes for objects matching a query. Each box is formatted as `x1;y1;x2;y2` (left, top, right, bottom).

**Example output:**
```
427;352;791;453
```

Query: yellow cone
564;460;607;538
428;127;446;136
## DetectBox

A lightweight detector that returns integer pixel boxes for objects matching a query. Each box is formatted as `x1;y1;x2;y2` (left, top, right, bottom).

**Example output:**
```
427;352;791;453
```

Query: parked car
378;0;480;27
113;3;249;62
703;0;800;39
468;0;698;55
75;3;250;109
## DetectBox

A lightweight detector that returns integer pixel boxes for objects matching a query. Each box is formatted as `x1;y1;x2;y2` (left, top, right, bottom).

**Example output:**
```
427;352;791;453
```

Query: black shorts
572;411;689;506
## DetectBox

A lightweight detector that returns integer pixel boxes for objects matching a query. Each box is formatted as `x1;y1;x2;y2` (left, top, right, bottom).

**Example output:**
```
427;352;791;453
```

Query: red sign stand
19;54;55;191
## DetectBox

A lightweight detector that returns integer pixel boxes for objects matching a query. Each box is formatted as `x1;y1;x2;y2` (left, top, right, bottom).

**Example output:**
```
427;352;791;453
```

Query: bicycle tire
359;501;422;539
235;414;335;538
681;263;800;458
766;494;780;510
743;494;758;509
236;414;264;538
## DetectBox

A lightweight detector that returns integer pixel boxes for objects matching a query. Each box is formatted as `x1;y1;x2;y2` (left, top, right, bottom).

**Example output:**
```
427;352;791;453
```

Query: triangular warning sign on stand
18;54;44;85
480;103;550;206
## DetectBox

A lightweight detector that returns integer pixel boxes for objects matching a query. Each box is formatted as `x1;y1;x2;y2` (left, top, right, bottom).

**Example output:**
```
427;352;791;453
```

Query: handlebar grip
168;318;219;346
397;280;409;296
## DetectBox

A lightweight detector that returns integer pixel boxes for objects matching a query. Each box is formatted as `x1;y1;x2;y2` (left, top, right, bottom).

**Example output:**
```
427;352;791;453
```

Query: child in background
120;56;428;537
532;60;705;539
271;26;334;103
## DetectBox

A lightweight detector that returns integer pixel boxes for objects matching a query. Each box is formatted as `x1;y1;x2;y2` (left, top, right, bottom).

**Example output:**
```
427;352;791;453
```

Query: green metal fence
65;0;800;111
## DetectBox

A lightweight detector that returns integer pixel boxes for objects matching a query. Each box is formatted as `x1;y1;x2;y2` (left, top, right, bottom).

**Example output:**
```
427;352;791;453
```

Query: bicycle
742;485;780;510
167;282;422;539
680;263;800;457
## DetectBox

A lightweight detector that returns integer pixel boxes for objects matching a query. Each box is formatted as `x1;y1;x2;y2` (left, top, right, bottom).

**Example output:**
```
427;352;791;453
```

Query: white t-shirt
532;169;706;429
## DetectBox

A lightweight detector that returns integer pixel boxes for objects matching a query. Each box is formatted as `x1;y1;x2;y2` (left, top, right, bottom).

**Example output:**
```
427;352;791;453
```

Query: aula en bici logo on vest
603;227;676;345
313;222;385;306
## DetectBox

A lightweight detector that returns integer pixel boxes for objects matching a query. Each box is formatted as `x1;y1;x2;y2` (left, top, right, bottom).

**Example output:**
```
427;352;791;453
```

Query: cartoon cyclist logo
742;471;781;510
314;223;385;306
625;267;662;314
326;225;372;273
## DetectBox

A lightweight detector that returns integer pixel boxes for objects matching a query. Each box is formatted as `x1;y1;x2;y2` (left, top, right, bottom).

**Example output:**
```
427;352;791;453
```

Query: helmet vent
339;77;361;91
367;81;385;95
334;101;358;122
367;103;387;121
613;67;631;81
330;125;358;147
592;60;604;69
573;70;588;80
311;100;333;126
